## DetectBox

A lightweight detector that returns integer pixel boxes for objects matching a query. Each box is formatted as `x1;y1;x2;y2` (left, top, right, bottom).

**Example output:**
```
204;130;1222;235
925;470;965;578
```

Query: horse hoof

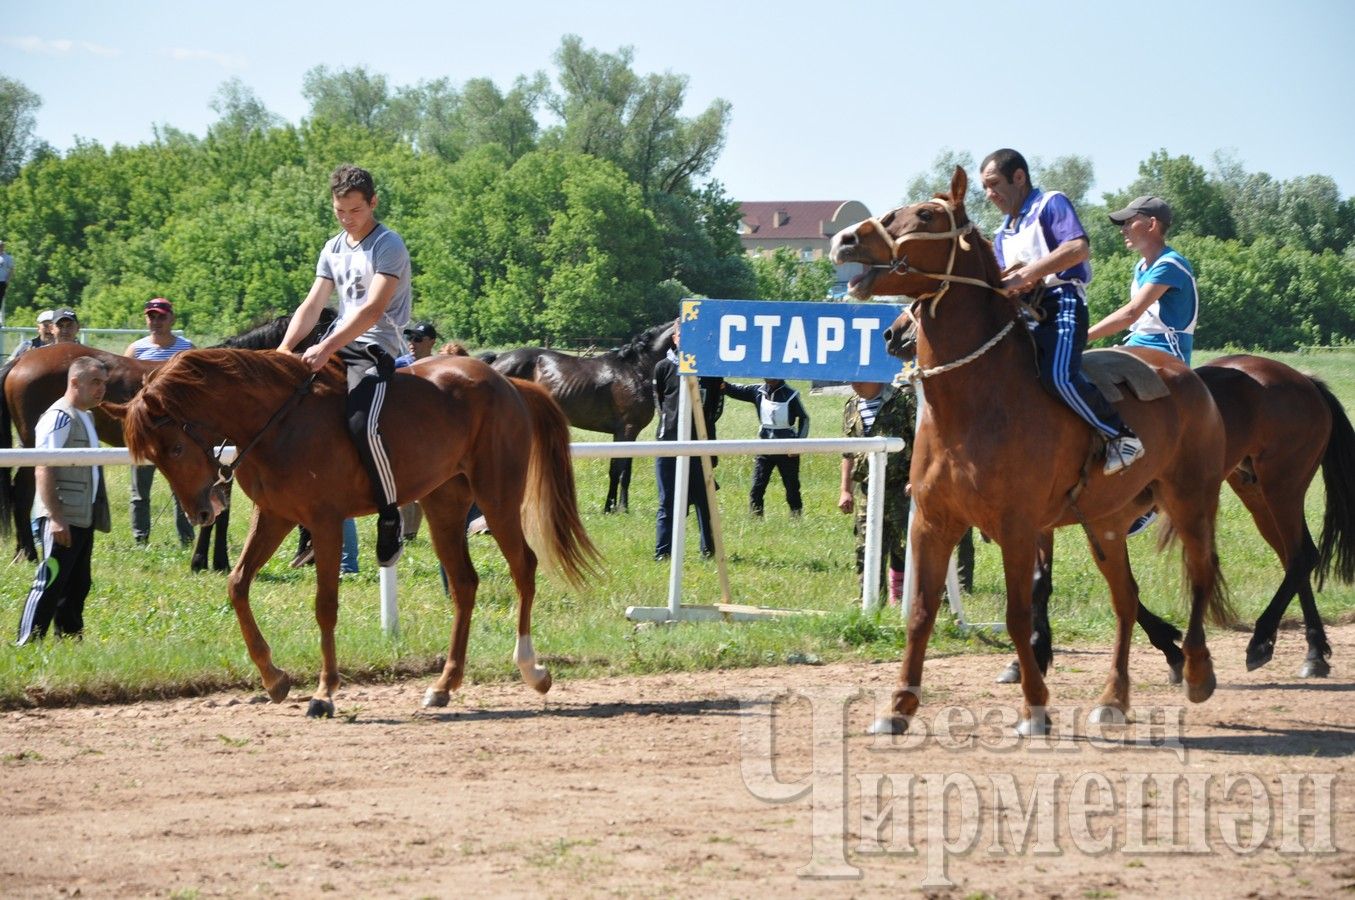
995;661;1021;684
1185;670;1216;704
1016;711;1051;737
1088;705;1128;726
531;671;553;696
190;557;207;573
1168;661;1184;685
868;716;908;735
1299;658;1331;678
306;698;334;718
422;689;450;708
265;673;292;703
1246;641;1275;672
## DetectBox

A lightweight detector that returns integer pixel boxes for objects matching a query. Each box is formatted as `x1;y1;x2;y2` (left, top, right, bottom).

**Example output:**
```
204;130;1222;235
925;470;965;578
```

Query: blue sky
5;0;1354;215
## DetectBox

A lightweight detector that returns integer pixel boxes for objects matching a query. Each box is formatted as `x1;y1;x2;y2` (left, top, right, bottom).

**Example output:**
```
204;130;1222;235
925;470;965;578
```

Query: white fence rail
0;436;906;631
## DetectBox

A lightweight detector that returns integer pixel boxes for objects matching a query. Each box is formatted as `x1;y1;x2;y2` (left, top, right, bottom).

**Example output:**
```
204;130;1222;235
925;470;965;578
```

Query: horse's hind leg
604;457;624;514
12;466;37;563
227;508;298;704
1135;601;1185;683
479;488;549;695
1085;531;1139;724
1296;559;1332;677
618;456;633;513
420;480;478;708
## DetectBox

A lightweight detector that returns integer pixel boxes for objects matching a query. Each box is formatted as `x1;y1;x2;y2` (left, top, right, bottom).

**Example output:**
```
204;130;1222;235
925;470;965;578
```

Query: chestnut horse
830;167;1231;736
0;310;336;569
112;348;597;717
490;321;676;513
998;354;1355;684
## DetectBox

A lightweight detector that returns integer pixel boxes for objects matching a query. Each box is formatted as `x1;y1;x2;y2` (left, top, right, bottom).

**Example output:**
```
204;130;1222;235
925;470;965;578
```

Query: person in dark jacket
724;378;809;517
652;325;723;560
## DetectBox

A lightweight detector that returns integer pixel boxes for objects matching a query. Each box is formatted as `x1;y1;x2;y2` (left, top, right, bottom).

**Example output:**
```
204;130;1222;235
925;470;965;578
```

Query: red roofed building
737;200;872;297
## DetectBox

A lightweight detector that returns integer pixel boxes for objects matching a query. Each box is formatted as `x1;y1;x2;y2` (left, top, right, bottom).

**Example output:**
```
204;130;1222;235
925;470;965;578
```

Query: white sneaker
1127;509;1158;537
1104;434;1145;475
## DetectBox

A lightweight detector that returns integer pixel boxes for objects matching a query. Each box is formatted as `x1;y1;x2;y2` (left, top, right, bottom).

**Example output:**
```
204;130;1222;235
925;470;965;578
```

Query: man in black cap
396;321;439;367
51;308;81;345
1090;196;1199;364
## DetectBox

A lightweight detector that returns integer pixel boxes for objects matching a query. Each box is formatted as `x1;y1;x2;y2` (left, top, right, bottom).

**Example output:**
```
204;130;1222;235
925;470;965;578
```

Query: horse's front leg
998;536;1053;736
227;508;297;704
870;521;957;736
306;519;346;718
997;529;1055;684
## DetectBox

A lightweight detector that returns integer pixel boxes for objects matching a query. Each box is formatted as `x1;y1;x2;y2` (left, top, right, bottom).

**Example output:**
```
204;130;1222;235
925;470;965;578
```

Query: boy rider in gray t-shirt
279;164;413;567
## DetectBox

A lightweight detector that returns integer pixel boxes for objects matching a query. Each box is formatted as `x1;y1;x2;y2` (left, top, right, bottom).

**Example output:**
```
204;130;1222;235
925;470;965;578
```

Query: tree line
2;44;1354;351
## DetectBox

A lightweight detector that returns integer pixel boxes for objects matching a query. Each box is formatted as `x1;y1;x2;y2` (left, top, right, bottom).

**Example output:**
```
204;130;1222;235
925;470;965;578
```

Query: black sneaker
376;512;403;567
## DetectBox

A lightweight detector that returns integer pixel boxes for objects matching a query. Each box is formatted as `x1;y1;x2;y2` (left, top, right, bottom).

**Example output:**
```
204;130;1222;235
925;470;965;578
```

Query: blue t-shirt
1125;248;1198;363
993;188;1092;286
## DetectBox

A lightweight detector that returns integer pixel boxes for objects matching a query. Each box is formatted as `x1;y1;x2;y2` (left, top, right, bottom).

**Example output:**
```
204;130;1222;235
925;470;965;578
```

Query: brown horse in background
999;354;1355;685
490;321;676;513
830;166;1231;736
112;349;597;717
0;311;336;570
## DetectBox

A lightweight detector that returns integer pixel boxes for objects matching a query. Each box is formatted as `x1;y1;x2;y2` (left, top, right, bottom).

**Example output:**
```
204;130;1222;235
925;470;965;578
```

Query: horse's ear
950;165;968;204
102;400;130;421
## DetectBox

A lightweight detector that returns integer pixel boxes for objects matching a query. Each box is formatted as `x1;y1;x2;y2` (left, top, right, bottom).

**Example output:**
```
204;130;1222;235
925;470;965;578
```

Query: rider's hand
300;344;331;372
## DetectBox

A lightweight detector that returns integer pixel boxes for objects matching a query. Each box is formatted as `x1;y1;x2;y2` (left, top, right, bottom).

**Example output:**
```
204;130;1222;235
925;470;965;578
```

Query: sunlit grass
3;350;1353;706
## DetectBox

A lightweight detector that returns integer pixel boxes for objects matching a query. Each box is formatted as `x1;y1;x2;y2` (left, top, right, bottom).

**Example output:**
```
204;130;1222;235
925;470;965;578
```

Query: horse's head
830;166;981;301
107;386;230;528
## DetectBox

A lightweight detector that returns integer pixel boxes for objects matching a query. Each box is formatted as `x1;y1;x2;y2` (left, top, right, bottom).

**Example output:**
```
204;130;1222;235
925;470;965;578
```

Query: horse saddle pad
1082;348;1170;403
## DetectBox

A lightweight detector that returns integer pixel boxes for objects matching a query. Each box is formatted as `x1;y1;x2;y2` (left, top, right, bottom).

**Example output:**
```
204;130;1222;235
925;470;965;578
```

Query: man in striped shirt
125;297;196;546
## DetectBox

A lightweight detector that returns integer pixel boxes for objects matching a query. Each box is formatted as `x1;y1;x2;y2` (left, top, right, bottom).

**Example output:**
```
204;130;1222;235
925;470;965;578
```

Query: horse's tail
1155;515;1235;628
511;377;599;586
0;358;16;540
1312;376;1355;588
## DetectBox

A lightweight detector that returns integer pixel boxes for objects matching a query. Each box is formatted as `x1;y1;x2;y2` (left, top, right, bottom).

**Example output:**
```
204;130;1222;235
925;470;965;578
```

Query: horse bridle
155;372;316;489
866;200;1020;384
864;200;1011;316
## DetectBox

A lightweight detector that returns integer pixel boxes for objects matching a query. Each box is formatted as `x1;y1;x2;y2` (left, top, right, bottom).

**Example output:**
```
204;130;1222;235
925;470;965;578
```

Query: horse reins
167;372;317;488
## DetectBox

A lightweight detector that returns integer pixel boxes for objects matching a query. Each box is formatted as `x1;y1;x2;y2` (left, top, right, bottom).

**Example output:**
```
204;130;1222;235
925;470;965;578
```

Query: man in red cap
124;298;196;546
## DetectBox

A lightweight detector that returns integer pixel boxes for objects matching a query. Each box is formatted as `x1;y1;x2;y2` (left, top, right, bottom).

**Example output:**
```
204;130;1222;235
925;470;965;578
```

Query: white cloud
1;36;120;57
168;47;248;69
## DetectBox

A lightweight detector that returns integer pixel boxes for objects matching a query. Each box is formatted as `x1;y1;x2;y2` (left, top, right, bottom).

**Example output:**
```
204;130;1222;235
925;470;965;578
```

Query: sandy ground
2;624;1353;899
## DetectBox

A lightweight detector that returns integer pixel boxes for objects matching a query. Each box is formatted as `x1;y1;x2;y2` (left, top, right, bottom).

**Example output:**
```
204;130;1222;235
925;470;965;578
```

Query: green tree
302;65;397;135
547;35;731;198
1106;150;1235;239
0;76;42;182
750;247;835;301
209;78;283;137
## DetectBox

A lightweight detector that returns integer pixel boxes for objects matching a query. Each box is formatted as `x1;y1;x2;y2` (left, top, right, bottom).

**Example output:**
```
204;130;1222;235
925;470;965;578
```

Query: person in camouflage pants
839;381;916;603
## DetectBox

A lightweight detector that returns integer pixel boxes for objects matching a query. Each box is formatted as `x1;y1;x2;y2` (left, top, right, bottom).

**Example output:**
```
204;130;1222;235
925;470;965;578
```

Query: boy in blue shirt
1090;196;1198;363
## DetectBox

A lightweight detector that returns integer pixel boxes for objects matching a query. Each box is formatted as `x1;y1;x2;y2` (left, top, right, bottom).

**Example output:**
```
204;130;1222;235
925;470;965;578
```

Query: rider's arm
1002;237;1090;293
278;277;334;353
1088;282;1171;343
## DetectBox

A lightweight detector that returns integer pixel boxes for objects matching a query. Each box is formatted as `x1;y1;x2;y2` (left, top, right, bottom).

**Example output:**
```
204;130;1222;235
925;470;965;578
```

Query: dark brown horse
112;349;597;717
0;311;335;570
490;322;676;513
999;353;1355;684
830;167;1231;736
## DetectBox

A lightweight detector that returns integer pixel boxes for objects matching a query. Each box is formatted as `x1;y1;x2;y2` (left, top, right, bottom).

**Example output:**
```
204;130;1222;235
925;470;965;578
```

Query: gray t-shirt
316;223;411;357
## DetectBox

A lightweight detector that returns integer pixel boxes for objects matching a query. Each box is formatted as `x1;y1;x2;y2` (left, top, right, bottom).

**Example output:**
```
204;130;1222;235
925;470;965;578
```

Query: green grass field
3;349;1354;707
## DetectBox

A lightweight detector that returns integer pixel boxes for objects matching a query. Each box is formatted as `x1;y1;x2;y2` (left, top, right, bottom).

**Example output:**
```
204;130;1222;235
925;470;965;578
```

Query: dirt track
3;624;1353;898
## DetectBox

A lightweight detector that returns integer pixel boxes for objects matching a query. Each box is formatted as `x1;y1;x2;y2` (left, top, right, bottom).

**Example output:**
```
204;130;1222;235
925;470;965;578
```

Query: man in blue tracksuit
980;148;1144;475
724;378;809;517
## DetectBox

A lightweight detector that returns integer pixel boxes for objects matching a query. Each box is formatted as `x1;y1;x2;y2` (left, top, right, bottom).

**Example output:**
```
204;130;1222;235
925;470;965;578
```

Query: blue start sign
677;298;909;382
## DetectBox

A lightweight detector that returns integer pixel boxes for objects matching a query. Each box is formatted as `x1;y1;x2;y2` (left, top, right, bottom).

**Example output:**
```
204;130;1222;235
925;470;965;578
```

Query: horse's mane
125;349;343;461
212;307;339;351
611;322;674;362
